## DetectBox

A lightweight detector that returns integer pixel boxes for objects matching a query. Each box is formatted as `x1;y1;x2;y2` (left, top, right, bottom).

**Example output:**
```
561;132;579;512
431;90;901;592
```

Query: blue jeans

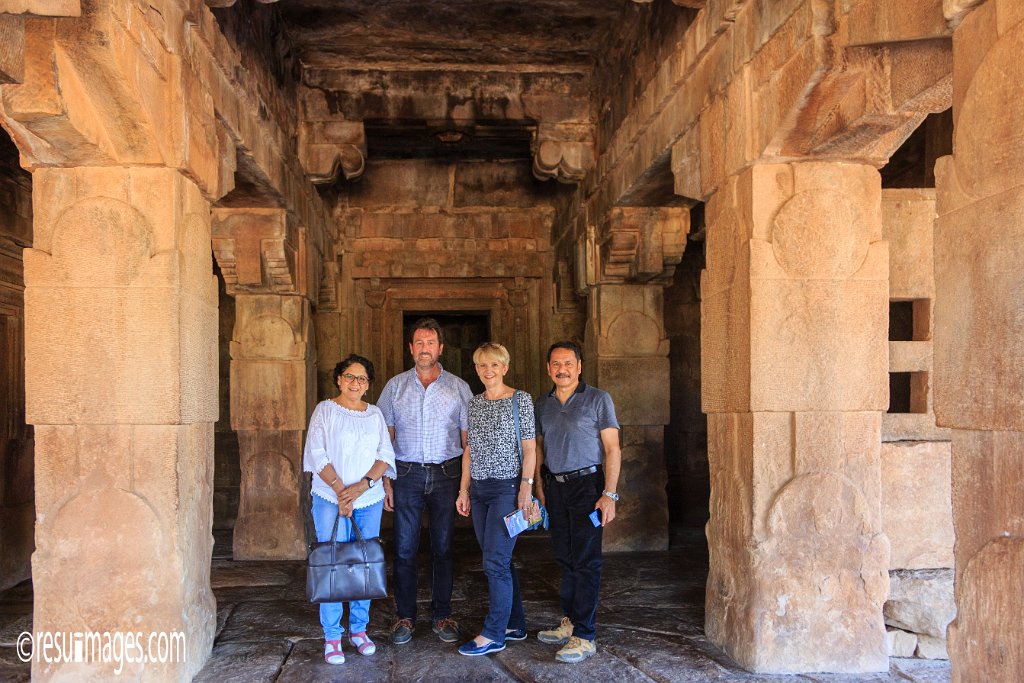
470;477;526;643
392;458;460;622
545;469;604;641
311;495;384;640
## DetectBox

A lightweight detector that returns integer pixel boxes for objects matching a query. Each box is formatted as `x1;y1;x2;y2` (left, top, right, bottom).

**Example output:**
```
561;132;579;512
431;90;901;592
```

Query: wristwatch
522;477;534;485
363;476;378;488
602;490;620;502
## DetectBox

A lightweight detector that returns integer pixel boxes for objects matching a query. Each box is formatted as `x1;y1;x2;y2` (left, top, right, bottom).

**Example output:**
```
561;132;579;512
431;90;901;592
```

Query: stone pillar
212;208;316;560
702;162;890;673
584;283;670;552
934;2;1024;679
24;167;218;680
579;206;689;552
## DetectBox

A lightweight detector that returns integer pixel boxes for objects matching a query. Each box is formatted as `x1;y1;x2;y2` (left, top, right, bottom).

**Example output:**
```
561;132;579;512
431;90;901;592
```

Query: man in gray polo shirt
533;340;621;663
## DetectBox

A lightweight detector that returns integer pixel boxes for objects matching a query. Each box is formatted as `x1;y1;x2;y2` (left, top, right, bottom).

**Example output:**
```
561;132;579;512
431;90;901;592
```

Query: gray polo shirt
535;380;619;474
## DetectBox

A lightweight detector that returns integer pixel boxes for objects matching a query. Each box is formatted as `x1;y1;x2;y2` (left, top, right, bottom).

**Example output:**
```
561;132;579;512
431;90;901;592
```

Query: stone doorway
401;312;491;395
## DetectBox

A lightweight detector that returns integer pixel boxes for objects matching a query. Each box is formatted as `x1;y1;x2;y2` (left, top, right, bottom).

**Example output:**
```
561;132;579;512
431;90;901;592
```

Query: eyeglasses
341;373;369;385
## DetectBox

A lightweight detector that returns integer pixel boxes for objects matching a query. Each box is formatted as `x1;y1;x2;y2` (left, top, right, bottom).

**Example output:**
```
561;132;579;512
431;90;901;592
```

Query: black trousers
545;469;604;641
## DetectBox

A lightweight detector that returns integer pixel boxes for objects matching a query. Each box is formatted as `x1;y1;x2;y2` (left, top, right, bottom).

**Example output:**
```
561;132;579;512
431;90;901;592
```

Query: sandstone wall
324;158;566;402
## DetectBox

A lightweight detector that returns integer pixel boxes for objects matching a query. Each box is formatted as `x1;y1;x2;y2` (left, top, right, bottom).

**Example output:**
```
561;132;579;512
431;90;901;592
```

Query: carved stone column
702;162;890;673
581;207;689;551
212;208;315;560
24;167;218;680
584;282;670;552
933;2;1024;679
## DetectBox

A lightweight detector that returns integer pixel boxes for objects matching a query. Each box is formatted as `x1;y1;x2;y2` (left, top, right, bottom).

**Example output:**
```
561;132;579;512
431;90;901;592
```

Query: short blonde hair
473;341;510;366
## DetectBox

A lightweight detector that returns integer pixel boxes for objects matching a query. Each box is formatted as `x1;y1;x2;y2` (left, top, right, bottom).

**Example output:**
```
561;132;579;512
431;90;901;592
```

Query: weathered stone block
24;168;217;425
934;183;1024;431
347;160;450;209
881;441;954;569
32;423;215;681
887;628;919;657
594;357;669;427
883;188;936;301
885;568;955;637
233;430;307;560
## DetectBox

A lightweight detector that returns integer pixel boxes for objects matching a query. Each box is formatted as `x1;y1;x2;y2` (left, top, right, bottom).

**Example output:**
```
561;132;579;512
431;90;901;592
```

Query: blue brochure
503;499;544;537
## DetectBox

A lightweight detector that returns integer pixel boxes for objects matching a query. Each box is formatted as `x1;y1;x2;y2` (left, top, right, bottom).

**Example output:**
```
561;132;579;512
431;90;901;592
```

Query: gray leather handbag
307;514;387;603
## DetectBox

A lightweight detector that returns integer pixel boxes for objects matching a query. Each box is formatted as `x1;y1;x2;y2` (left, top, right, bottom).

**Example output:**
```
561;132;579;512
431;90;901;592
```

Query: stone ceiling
272;0;634;166
276;0;628;71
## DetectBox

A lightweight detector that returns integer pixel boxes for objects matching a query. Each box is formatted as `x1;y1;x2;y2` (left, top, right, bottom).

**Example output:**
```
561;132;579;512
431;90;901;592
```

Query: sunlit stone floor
0;526;950;682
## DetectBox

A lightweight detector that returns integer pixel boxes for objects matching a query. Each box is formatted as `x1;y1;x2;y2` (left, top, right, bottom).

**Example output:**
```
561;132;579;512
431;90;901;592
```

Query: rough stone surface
881;442;954;569
888;628;919;658
703;162;889;674
19;166;217;682
933;2;1024;681
916;635;950;660
885;569;955;638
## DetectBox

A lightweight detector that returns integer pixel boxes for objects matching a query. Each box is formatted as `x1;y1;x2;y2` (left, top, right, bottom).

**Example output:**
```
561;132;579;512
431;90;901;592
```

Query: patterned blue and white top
468;390;536;481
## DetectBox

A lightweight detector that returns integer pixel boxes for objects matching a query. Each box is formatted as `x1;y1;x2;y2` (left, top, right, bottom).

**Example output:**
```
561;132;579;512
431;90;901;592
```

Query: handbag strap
511;390;523;463
329;511;367;543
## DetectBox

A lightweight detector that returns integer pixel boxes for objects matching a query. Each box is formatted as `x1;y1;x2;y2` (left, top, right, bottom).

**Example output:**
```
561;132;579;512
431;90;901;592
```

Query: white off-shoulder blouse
302;400;397;509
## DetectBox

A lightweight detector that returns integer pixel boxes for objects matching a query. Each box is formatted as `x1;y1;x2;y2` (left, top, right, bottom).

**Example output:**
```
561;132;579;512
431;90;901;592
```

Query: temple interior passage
0;0;1022;680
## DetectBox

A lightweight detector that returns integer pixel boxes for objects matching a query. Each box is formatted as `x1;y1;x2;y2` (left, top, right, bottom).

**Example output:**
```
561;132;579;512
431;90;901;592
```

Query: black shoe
504;628;528;641
432;618;460;643
391;618;414;645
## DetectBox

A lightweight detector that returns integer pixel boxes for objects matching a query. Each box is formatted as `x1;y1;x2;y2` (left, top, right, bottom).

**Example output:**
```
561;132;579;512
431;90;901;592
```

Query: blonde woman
455;342;536;655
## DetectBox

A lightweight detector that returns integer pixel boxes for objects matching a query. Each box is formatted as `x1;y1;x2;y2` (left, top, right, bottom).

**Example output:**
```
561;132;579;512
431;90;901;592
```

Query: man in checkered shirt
378;317;473;645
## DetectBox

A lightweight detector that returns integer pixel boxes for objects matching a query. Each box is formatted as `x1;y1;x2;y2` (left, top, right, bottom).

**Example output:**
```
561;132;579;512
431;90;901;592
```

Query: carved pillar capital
299;120;367;184
211;208;320;300
598;207;690;285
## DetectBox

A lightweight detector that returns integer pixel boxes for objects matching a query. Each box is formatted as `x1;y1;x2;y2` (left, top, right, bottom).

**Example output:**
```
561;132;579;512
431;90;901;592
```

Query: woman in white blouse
303;353;396;666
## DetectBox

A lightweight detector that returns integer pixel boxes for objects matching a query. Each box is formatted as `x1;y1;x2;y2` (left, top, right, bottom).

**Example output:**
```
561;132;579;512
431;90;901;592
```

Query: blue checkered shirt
377;364;472;464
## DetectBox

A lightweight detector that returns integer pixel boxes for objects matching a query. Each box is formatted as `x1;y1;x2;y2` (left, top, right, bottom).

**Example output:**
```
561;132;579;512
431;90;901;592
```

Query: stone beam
0;0;78;16
551;0;953;256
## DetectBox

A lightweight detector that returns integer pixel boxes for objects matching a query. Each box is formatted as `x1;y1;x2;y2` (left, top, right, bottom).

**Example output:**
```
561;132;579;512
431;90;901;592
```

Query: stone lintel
0;0;79;16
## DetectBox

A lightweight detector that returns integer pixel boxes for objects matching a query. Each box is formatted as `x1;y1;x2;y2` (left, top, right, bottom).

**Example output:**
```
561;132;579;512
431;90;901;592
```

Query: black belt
548;465;599;483
407;455;461;468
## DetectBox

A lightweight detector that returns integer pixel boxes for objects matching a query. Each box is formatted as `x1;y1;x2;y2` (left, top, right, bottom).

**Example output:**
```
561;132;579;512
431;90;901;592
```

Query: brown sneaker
555;636;597;663
537;616;573;645
432;618;461;643
391;618;414;645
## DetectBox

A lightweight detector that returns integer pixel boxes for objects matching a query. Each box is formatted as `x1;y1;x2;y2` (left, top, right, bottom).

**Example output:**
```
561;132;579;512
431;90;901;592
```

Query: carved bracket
599;207;690;285
532;123;594;184
212;208;315;299
299;120;366;184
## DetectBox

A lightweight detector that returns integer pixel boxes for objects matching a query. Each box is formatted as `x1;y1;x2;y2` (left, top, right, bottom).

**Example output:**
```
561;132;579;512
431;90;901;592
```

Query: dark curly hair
332;353;376;387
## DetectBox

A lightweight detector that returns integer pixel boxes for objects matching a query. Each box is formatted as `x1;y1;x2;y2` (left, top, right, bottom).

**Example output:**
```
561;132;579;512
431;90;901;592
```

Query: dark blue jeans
392;458;461;623
470;477;526;643
545;469;604;641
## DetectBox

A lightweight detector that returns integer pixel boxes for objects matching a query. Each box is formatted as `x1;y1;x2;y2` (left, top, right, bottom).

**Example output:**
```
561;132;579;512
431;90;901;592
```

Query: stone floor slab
192;640;292;683
1;525;952;682
0;646;30;683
